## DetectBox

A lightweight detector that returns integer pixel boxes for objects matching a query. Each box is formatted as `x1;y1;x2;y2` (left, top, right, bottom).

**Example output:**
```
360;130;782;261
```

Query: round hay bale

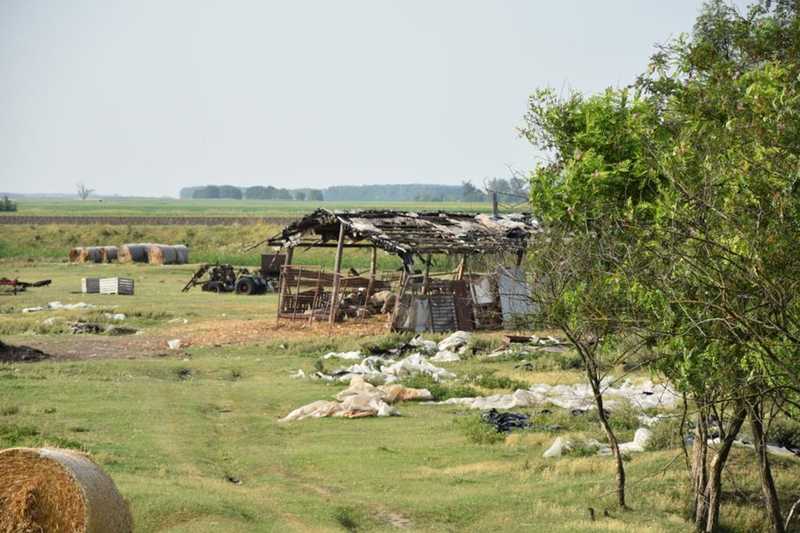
69;247;84;263
119;244;149;263
84;247;104;263
147;244;177;265
174;244;189;264
103;246;118;263
0;447;133;533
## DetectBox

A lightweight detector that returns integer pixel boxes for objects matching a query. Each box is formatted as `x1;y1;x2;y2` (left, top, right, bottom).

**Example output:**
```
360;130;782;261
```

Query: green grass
0;261;795;532
0;223;474;271
1;198;491;218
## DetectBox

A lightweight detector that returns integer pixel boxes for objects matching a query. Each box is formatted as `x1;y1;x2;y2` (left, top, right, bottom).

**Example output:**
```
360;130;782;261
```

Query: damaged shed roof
267;209;539;257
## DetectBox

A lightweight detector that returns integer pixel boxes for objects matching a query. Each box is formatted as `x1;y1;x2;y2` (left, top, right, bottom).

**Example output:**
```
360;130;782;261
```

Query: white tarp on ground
497;267;536;324
280;376;433;421
314;353;457;384
22;301;96;313
431;379;679;412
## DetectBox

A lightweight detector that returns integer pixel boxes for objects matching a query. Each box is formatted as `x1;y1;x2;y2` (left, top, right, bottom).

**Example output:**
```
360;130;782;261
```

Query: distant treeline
180;179;528;203
181;185;323;201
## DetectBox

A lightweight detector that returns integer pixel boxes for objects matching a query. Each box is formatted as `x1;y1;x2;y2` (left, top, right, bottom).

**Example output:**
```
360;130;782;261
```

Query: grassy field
0;261;795;532
1;198;493;218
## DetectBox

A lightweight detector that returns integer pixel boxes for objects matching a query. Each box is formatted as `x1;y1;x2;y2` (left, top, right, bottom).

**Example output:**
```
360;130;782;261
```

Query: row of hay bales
69;246;118;263
70;243;189;265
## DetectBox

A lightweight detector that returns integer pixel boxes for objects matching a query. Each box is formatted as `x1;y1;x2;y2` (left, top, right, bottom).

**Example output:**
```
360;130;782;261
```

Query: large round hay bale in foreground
118;243;150;263
0;447;133;533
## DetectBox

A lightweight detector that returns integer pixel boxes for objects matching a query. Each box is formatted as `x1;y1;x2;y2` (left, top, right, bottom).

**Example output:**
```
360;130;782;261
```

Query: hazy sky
0;1;746;197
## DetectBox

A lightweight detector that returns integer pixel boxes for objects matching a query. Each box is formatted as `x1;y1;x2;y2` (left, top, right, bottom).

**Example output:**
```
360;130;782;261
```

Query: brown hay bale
174;244;189;264
69;247;84;263
0;447;133;533
119;243;150;263
103;246;118;263
147;244;177;265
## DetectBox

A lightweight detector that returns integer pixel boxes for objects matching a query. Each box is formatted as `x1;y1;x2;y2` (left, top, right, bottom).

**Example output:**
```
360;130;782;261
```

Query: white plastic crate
99;277;134;295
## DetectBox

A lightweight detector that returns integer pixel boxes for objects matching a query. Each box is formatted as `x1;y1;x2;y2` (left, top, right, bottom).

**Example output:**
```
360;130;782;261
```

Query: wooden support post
365;246;378;305
456;254;467;280
285;246;294;265
515;249;524;267
328;223;346;324
491;191;499;219
422;253;432;295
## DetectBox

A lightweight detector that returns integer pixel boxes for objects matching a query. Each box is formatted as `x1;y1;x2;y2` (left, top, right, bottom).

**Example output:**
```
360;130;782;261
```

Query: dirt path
16;318;389;361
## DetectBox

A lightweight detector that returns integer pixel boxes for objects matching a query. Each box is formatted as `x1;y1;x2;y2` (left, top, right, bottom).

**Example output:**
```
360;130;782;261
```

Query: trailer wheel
235;276;256;295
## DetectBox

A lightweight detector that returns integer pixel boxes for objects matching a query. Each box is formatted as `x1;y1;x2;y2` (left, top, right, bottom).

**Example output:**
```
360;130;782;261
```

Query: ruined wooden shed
267;209;540;331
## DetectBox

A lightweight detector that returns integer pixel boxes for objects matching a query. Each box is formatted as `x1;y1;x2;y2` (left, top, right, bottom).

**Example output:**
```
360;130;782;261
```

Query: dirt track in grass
15;318;389;361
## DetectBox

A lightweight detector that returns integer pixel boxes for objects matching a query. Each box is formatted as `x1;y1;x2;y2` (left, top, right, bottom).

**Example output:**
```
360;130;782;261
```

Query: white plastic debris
322;351;363;360
168;317;189;324
381;353;456;382
104;313;126;321
543;437;572;458
280;376;433;422
290;369;306;379
409;337;438;354
41;317;60;326
437;331;471;352
430;350;461;362
167;339;182;350
22;301;95;313
431;379;679;412
618;428;653;453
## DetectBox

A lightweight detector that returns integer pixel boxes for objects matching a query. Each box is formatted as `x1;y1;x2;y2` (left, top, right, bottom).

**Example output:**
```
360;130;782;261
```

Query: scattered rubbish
431;379;678;412
225;475;242;485
69;322;104;335
176;368;192;380
543;436;571;458
103;313;126;321
409;336;437;354
290;369;306;379
0;340;49;363
381;353;456;382
482;409;530;432
0;447;133;533
430;350;460;362
618;428;652;453
0;277;51;295
41;317;60;326
280;375;432;421
322;351;363;360
167;317;189;324
438;331;471;352
167;339;182;350
313;352;456;384
22;301;95;313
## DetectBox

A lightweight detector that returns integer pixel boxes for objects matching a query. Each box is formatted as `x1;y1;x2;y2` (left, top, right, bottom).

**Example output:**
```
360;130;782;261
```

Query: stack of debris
280;376;433;421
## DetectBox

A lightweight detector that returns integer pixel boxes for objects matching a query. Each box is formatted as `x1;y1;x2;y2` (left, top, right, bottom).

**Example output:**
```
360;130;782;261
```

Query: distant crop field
1;198;493;218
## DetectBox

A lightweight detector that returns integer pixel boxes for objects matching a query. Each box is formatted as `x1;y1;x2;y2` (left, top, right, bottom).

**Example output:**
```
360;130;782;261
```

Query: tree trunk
692;411;710;530
748;402;784;533
704;404;747;532
590;377;626;509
